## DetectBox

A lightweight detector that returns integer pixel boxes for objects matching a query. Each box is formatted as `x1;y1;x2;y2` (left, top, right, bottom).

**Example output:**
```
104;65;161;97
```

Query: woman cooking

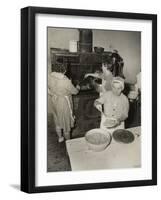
84;61;113;96
94;76;129;132
48;63;80;142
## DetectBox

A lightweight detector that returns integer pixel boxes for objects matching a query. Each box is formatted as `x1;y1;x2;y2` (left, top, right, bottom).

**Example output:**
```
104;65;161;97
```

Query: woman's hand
94;101;102;112
96;104;102;112
115;118;121;126
76;85;80;90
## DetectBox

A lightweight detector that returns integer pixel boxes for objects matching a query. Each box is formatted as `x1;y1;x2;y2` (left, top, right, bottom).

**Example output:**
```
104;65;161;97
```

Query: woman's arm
84;72;103;79
48;88;53;96
66;79;80;95
94;96;105;112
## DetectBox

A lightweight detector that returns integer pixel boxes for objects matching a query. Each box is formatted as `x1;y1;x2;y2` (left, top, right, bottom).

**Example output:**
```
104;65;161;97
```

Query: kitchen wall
48;27;141;83
93;29;141;83
47;28;79;73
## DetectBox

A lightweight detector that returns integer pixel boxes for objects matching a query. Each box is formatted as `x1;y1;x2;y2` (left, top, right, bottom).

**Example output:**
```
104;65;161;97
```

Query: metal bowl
92;79;102;93
93;82;102;93
85;129;112;152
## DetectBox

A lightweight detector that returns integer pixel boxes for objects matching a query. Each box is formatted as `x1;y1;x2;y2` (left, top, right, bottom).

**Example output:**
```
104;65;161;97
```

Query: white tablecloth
66;127;141;171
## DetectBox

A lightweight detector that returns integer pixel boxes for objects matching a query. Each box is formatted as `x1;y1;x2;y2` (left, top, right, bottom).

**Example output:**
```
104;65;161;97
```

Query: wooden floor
47;114;88;172
47;115;71;172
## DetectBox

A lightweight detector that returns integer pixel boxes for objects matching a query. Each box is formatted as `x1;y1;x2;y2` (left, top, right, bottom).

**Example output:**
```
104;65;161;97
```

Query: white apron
51;94;75;132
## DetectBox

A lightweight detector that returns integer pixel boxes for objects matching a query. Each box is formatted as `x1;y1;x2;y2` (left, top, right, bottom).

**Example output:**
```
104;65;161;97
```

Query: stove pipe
78;29;93;53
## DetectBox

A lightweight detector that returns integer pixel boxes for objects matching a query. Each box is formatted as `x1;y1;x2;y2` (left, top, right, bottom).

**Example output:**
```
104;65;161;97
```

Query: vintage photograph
47;27;141;172
21;6;157;192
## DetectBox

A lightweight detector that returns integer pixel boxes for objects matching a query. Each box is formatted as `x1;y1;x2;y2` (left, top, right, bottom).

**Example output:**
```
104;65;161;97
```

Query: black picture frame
21;6;157;193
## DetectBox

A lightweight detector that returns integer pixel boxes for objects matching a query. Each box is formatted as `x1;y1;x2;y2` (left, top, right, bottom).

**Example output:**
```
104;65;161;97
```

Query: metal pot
92;79;102;93
94;46;104;53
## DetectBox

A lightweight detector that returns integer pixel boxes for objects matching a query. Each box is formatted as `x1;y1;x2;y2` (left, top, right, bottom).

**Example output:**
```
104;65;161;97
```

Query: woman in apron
48;63;80;142
94;77;129;133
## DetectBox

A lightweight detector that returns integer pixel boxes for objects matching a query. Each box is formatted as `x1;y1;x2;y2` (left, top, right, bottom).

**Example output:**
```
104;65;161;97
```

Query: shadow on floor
10;184;20;191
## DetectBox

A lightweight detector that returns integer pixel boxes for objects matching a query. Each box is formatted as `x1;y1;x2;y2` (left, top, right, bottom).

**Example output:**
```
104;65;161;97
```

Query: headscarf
52;62;67;74
111;76;125;91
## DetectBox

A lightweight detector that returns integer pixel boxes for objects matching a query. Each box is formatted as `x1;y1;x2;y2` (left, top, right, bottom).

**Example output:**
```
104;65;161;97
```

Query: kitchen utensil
94;46;104;53
92;78;103;93
85;128;112;152
103;117;118;128
112;129;135;143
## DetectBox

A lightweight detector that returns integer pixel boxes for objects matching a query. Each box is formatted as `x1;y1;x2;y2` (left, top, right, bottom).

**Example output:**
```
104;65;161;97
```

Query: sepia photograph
21;7;157;193
47;27;141;172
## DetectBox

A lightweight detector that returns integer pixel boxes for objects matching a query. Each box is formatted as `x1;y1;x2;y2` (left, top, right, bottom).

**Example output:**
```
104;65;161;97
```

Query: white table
66;127;141;171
